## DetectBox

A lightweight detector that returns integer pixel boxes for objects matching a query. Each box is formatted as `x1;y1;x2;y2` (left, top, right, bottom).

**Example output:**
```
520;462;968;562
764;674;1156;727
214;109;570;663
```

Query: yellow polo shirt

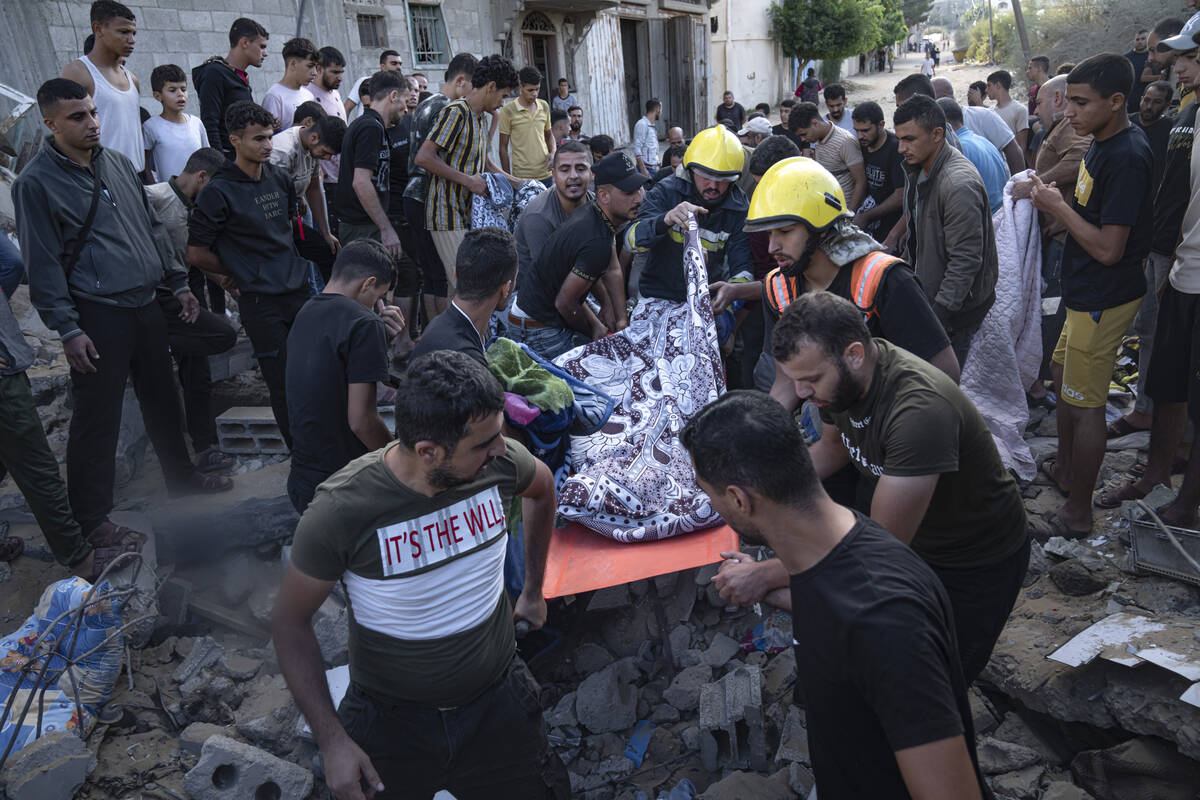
499;98;552;180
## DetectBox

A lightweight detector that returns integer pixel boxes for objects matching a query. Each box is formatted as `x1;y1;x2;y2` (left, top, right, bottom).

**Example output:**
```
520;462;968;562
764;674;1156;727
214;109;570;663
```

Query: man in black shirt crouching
682;390;987;800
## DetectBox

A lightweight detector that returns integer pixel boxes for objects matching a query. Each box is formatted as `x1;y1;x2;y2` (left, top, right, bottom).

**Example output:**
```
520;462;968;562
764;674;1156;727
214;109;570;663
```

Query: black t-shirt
772;124;808;154
1134;114;1172;192
762;258;950;363
819;340;1028;570
716;102;745;129
517;202;614;326
285;293;390;481
860;131;906;237
789;515;985;800
1125;50;1150;112
386;115;412;219
336;108;390;226
1060;126;1153;311
410;303;486;366
1152;103;1197;255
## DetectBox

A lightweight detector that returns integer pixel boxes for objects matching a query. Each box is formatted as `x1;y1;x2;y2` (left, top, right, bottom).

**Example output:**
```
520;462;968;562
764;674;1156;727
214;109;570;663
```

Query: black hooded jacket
193;57;252;158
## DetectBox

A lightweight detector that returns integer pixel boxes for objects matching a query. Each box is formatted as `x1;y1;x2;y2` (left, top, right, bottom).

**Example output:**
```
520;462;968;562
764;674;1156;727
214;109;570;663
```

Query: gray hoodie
13;137;187;340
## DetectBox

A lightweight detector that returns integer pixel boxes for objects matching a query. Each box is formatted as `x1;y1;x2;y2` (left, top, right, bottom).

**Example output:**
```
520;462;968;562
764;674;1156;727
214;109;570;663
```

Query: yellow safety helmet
744;156;851;233
683;125;745;179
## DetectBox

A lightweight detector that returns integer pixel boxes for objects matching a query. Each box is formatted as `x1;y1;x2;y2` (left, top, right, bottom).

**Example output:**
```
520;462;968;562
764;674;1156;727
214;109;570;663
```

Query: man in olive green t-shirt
272;351;570;799
713;292;1029;684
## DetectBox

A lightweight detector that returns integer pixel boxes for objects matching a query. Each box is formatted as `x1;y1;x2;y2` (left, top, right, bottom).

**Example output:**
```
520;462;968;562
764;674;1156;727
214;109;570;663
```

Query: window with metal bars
408;4;449;66
357;13;388;48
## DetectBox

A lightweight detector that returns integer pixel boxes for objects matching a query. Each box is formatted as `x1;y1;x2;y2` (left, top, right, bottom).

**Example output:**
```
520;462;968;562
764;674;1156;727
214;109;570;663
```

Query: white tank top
81;55;145;171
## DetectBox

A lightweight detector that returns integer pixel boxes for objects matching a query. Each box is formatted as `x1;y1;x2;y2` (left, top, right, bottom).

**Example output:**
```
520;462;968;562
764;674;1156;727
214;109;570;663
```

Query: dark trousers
932;535;1031;684
293;217;337;284
948;323;980;370
336;657;570;800
158;290;238;451
188;266;225;316
0;372;89;566
68;300;195;534
238;290;310;449
323;182;340;236
403;196;447;297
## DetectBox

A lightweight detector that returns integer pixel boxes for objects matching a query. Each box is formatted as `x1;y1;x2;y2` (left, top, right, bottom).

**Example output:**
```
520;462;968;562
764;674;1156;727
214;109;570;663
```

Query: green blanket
486;337;574;412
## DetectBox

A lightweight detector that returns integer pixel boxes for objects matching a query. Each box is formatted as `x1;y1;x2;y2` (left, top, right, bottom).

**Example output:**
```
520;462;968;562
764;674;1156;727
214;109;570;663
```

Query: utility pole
987;0;994;65
1011;0;1032;63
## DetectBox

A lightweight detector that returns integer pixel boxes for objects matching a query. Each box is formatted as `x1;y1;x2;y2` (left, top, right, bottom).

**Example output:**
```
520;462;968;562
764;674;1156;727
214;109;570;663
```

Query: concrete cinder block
216;407;289;455
174;635;224;683
0;731;91;800
698;665;764;772
178;10;213;30
182;735;313;800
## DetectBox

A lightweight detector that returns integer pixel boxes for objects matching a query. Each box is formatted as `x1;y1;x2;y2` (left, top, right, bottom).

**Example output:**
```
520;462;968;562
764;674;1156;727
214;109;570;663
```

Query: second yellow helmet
744;157;851;233
682;125;745;179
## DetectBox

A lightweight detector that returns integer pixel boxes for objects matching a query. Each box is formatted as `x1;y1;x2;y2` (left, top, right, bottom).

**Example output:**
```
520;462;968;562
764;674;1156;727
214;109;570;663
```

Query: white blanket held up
961;172;1043;480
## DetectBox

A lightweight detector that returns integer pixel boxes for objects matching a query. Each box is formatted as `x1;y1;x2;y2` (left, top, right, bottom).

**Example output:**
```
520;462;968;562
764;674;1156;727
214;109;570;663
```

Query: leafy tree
769;0;885;67
899;0;933;26
880;5;909;45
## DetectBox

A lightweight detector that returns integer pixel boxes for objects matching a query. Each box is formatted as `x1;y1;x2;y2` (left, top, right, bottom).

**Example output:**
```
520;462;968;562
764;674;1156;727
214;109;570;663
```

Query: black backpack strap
64;173;102;275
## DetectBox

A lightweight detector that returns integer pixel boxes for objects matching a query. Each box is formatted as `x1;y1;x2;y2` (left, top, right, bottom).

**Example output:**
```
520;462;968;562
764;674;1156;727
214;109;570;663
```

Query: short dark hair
318;46;345;68
893;93;946;133
225;101;275;135
395;352;505;452
291;100;325;127
894;74;935;103
1152;16;1185;39
229;17;268;47
1056;62;1075;75
772;291;871;363
83;34;95;55
823;83;847;101
755;102;771;115
787;101;821;131
681;391;819;511
987;70;1013;91
646;98;662;114
457;227;517;302
182;147;226;177
746;111;764;121
936;97;964;127
1137;28;1149;35
330;239;394;287
1030;55;1050;73
969;80;988;97
411;72;427;80
664;144;687;163
282;37;318;63
851;101;884;125
358;79;372;99
780;98;796;109
1147;80;1175;103
369;70;408;102
472;55;519;91
748;135;800;176
1067;54;1136;100
558;77;569;84
553;139;591;166
37;78;88;115
589;134;614;158
518;65;542;87
150;64;186;94
444;53;478;83
380;49;401;64
550;109;567;125
567;105;582;114
91;1;134;24
311;115;347;152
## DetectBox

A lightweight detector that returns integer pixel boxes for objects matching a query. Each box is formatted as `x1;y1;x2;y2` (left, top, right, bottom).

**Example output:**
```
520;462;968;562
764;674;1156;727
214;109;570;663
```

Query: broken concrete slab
234;673;301;753
1050;559;1108;596
575;663;637;734
775;705;810;766
977;736;1045;774
1041;781;1094;800
573;642;615;674
173;636;224;683
663;664;712;712
182;735;312;800
700;632;741;668
0;731;91;800
180;722;229;756
988;763;1045;799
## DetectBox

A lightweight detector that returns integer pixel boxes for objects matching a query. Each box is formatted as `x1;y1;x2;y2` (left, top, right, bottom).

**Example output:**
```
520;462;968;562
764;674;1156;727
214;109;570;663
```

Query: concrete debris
774;705;810;767
988;763;1045;799
312;597;349;666
761;648;796;702
663;664;712;712
218;653;263;681
1042;781;1095;800
234;674;301;753
181;735;313;800
587;584;631;612
219;550;255;605
575;663;638;734
1049;559;1109;596
700;632;741;668
573;642;616;674
0;731;91;800
173;636;224;683
969;687;1001;735
977;735;1045;774
546;691;578;729
700;768;795;800
180;722;228;757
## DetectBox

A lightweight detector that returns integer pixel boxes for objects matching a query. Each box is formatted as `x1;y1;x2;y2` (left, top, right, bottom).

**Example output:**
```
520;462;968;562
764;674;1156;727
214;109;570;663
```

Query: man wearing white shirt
932;77;1024;175
344;50;403;123
986;69;1030;151
307;46;348;231
633;98;662;177
262;37;318;132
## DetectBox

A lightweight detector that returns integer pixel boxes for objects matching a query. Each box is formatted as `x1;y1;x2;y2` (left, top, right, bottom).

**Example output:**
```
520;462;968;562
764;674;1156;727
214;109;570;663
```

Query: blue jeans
509;321;588;361
0;235;25;297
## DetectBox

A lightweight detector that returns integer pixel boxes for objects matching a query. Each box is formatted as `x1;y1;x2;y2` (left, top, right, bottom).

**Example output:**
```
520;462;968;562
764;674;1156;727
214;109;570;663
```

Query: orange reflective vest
764;251;904;322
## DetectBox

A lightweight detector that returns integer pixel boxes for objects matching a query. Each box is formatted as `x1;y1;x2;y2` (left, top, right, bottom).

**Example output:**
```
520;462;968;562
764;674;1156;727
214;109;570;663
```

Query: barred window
357;14;387;48
408;4;450;66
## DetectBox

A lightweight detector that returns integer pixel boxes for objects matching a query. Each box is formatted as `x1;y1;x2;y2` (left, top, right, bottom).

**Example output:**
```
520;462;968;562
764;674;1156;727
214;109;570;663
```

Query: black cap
591;151;650;192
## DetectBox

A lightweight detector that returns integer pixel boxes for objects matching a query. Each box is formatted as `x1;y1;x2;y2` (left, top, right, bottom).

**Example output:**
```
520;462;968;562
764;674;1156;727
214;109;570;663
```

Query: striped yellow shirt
425;99;487;231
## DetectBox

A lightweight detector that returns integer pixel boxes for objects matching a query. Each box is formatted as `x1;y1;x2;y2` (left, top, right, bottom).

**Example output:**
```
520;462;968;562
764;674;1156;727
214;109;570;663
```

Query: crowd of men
3;0;1199;797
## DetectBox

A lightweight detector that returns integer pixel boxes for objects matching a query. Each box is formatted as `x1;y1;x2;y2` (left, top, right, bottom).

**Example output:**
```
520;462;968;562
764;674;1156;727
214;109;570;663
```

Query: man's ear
844;340;867;371
726;484;754;516
413;440;445;466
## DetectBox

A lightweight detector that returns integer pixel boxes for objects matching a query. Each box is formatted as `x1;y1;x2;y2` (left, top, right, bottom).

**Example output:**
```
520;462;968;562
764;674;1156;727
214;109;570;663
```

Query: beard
427;457;494;490
824;357;864;414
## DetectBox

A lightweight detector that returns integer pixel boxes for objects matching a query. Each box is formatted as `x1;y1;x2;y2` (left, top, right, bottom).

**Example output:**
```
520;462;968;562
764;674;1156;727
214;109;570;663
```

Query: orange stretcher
542;521;740;599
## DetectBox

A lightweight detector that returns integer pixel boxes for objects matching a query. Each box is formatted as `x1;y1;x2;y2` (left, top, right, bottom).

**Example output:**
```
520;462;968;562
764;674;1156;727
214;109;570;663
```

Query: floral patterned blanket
552;214;726;542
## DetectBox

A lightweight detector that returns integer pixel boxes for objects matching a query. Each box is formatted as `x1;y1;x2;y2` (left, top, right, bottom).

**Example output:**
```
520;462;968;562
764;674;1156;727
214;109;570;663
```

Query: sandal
1039;458;1070;497
194;446;236;474
1106;416;1149;439
86;522;145;550
0;535;24;562
88;537;145;581
1094;480;1148;509
1130;458;1188;478
1027;513;1091;541
168;471;234;497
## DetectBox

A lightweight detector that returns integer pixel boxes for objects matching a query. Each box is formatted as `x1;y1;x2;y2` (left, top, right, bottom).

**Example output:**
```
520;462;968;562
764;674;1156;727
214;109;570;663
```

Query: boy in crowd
416;55;520;286
270;113;346;282
1031;55;1155;537
143;64;209;183
62;1;144;171
551;77;577;114
500;66;555;183
194;17;269;159
146;147;239;473
285;240;404;513
987;69;1031;150
788;102;867;214
850;101;905;239
263;37;319;133
307;46;348;232
188;102;313;447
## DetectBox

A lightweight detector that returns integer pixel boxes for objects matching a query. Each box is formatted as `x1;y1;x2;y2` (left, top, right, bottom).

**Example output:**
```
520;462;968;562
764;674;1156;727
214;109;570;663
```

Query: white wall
708;0;790;111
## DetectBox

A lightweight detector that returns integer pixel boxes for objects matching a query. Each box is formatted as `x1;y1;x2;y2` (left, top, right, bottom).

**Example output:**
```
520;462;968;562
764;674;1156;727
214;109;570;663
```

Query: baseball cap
1159;12;1200;51
591;151;650;192
738;117;772;137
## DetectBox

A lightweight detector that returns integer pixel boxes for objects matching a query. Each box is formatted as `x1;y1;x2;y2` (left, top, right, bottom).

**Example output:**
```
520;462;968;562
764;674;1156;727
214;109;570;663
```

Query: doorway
620;19;642;133
521;12;559;99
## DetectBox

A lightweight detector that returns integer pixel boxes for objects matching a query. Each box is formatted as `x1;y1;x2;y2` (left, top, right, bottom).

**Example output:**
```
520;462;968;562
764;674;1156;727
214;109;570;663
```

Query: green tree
880;5;909;45
899;0;933;26
769;0;885;67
